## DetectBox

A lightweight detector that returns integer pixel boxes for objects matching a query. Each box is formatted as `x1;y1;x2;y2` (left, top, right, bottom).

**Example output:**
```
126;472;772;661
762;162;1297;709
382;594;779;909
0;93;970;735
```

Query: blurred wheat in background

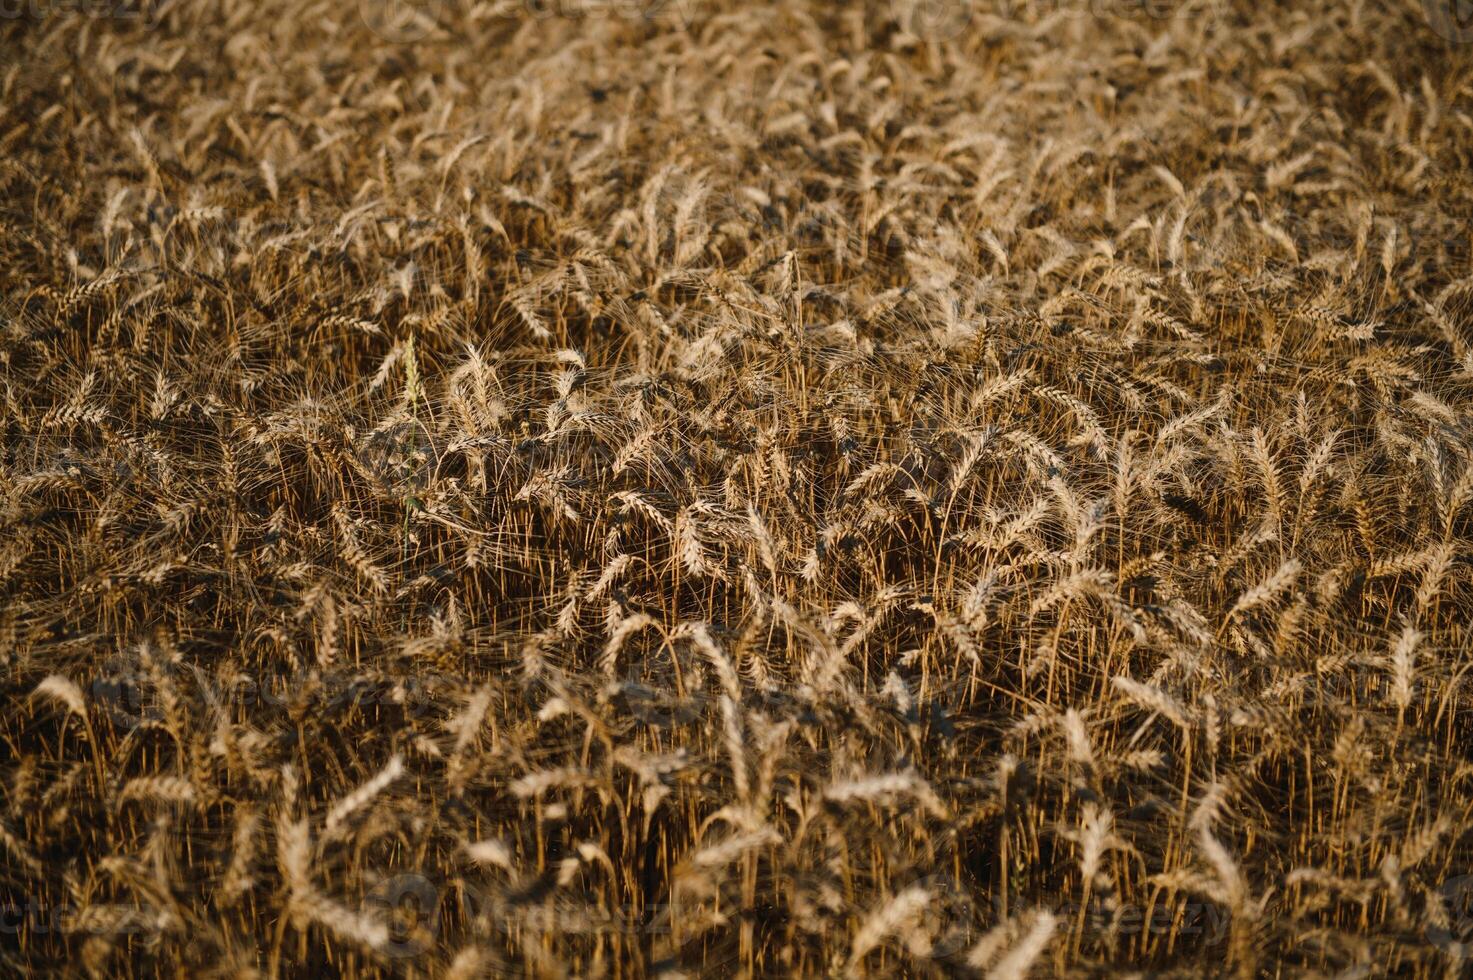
2;0;1473;976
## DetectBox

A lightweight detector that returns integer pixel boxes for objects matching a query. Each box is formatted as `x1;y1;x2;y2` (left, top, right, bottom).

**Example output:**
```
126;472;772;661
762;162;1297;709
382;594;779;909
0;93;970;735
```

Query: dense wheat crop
2;0;1473;975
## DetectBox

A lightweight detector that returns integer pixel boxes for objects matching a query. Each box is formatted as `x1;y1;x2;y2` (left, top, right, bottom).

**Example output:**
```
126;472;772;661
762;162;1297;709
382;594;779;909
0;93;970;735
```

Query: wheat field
2;0;1473;976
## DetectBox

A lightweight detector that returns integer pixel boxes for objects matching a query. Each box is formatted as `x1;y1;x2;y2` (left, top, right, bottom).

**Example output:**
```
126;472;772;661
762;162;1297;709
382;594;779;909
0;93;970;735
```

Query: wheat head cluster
2;0;1472;976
